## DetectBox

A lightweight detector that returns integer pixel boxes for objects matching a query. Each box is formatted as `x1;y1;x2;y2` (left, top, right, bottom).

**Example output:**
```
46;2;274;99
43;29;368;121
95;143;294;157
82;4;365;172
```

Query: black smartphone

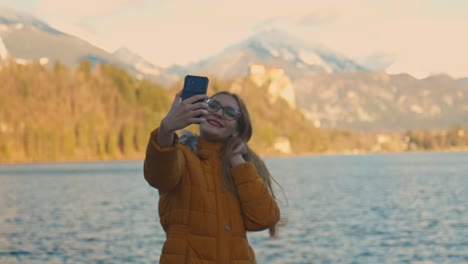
181;75;209;102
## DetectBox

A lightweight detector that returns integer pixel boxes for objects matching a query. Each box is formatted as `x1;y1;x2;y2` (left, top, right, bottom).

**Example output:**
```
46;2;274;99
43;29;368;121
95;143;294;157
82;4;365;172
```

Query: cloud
27;0;468;77
297;10;338;26
253;10;338;34
34;0;147;54
37;0;143;19
384;18;468;78
357;52;396;72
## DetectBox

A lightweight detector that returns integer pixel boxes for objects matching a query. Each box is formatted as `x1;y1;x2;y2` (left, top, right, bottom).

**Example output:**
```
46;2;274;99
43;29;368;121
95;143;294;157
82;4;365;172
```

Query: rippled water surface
0;152;467;263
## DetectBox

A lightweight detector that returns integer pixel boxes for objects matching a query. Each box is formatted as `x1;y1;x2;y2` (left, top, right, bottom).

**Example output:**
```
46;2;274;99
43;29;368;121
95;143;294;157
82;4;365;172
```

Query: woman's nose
213;108;223;118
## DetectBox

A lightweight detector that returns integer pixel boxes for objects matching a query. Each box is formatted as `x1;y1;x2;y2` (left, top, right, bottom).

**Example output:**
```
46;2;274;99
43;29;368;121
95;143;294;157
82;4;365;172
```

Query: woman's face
200;94;240;142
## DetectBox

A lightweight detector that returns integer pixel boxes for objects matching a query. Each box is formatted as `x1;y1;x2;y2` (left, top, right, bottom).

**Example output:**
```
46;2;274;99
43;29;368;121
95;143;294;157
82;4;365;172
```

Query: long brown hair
212;91;286;237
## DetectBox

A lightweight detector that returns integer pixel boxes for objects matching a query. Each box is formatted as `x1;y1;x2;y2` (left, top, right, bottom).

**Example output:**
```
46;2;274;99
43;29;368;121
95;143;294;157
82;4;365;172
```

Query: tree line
0;60;466;163
0;60;170;162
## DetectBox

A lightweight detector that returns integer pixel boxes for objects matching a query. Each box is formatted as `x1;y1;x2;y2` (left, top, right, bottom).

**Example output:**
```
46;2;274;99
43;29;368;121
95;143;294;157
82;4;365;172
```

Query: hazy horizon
1;0;468;79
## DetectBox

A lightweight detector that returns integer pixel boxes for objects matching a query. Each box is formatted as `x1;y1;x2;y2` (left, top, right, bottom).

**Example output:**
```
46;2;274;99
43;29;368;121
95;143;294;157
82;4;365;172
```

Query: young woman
144;90;281;263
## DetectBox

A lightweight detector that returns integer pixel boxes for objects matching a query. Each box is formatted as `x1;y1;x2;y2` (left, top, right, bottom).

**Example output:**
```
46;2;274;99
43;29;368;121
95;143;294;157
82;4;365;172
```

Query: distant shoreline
2;149;467;165
262;148;468;159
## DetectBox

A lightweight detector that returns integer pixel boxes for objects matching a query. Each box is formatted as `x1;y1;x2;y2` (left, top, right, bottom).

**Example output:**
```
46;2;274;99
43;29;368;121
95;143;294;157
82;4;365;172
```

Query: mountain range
294;72;468;131
0;6;178;87
169;29;366;81
1;6;467;132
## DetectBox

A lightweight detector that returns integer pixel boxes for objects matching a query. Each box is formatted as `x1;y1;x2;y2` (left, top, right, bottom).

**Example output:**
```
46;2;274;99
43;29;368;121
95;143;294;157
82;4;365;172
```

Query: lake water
0;152;467;264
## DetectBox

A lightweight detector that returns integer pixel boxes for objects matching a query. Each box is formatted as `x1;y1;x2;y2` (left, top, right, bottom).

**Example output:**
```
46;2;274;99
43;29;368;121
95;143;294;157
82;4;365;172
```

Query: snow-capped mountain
170;29;366;81
0;6;176;86
356;52;395;72
0;6;61;35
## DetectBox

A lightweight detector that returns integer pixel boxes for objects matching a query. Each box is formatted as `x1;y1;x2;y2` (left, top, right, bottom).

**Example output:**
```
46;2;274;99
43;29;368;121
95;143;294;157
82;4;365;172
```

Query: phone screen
181;75;209;102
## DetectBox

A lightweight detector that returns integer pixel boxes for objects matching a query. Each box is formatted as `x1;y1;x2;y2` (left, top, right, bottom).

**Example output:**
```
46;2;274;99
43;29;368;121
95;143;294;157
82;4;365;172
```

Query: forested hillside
0;60;330;163
0;60;466;163
0;60;171;162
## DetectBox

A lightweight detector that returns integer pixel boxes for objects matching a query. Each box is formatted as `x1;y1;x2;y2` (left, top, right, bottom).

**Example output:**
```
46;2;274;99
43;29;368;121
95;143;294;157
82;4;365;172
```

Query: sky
1;0;468;78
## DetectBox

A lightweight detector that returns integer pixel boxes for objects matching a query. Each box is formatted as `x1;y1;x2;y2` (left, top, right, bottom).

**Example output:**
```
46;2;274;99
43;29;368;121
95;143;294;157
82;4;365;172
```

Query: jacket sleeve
232;162;280;231
143;128;185;192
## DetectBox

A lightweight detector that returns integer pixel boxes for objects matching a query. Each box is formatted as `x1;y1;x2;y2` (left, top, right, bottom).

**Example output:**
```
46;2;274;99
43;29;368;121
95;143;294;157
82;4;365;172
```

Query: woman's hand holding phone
162;90;208;131
157;91;208;147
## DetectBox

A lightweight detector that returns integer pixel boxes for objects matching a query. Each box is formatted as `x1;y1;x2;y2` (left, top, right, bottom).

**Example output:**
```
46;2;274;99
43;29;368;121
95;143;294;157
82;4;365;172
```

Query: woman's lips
207;119;223;127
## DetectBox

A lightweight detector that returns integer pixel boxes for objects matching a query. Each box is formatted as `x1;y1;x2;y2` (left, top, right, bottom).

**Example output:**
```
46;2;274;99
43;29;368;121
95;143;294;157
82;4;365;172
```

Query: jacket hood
179;130;199;155
179;130;223;159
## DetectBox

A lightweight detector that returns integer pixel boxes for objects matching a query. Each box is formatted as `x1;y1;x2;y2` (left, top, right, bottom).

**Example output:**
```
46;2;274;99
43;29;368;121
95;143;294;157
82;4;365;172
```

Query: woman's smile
207;118;223;128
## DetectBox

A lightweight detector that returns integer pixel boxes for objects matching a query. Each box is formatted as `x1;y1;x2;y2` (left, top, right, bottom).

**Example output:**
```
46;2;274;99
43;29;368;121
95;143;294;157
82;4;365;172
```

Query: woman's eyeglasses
206;99;241;120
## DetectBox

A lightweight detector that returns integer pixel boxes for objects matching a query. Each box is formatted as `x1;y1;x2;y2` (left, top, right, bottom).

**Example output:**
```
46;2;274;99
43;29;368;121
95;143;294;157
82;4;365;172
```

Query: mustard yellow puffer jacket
144;129;280;263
